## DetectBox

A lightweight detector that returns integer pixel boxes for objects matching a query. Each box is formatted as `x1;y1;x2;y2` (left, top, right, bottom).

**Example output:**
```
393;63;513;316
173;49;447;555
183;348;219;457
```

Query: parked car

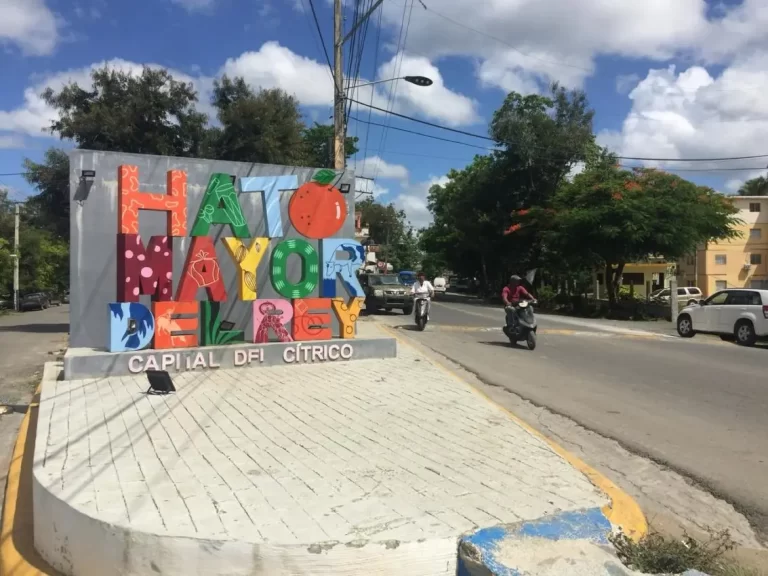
20;292;51;311
47;292;62;306
676;288;768;346
433;277;447;296
62;291;70;304
360;274;413;314
0;295;12;310
650;286;703;306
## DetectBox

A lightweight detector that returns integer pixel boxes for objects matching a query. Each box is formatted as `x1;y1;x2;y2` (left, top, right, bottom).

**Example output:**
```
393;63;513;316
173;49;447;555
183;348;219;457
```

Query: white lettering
234;349;248;366
145;355;160;370
283;346;296;363
340;344;353;359
185;355;192;370
301;346;311;362
176;353;181;371
311;345;324;362
208;352;220;368
128;356;144;373
191;352;207;369
328;344;340;360
161;354;175;371
248;348;262;364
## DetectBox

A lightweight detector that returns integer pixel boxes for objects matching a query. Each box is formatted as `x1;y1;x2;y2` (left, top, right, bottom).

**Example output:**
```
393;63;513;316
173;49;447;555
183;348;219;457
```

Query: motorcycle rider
411;271;435;320
502;275;534;332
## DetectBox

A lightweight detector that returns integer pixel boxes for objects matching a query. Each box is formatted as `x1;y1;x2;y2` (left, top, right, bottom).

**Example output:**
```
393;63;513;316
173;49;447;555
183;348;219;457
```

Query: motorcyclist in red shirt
502;275;534;331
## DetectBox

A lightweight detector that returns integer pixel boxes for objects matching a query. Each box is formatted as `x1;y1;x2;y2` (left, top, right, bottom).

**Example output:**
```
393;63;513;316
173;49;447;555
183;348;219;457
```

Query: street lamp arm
345;76;433;91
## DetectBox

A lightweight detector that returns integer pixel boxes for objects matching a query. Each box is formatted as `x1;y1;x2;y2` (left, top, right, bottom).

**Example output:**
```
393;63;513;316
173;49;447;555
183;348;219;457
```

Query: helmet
509;275;521;283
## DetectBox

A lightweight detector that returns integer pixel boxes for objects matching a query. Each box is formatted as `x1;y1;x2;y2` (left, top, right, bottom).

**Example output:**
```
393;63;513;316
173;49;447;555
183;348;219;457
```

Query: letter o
270;239;319;298
328;344;340;360
340;344;353;359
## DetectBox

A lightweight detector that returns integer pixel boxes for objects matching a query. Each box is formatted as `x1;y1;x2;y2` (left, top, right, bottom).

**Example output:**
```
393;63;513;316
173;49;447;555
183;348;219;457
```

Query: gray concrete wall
69;150;356;350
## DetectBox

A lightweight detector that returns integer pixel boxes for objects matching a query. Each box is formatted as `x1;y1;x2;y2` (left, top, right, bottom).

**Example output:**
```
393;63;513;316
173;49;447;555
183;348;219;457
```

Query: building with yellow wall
677;195;768;296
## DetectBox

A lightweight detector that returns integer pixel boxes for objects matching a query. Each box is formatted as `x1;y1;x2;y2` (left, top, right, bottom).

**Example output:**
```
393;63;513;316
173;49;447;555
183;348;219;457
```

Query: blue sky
2;0;768;227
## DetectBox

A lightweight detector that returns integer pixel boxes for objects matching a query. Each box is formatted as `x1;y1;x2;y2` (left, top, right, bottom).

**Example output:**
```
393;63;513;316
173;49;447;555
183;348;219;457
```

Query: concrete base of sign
63;337;397;379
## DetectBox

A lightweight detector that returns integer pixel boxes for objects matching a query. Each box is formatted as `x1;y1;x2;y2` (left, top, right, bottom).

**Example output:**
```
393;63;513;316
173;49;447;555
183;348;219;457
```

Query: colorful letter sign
107;165;364;356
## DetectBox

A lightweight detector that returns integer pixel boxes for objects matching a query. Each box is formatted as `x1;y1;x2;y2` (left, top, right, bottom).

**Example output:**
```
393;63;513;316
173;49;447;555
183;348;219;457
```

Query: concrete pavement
373;297;768;554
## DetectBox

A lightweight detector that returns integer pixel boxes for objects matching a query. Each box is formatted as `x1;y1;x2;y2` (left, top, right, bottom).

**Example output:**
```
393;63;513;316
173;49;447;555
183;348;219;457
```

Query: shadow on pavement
0;323;69;334
478;340;532;350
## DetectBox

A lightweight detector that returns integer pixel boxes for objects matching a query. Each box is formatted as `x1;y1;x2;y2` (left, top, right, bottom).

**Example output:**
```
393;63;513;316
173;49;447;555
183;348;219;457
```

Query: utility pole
13;203;20;312
333;0;345;170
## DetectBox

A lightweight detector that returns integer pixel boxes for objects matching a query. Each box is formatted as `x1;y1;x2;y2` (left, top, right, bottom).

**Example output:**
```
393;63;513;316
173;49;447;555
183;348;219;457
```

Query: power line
347;98;768;163
307;0;334;79
348;114;498;150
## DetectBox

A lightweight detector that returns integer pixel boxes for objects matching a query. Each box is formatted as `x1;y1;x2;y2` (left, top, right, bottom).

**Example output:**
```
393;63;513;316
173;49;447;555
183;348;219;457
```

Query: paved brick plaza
33;321;607;575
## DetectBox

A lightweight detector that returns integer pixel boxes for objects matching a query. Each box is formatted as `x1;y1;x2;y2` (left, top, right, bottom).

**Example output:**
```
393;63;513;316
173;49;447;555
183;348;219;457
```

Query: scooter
414;296;430;331
502;300;538;350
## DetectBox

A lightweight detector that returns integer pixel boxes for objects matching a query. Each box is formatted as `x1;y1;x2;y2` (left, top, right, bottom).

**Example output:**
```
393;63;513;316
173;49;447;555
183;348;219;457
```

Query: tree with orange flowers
530;160;740;305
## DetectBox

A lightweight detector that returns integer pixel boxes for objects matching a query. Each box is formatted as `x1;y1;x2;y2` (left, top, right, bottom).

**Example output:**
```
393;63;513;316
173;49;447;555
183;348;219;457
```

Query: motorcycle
502;300;538;350
414;296;430;331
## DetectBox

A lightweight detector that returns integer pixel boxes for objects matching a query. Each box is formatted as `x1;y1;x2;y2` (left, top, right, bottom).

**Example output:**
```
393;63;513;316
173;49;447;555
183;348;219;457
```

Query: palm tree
737;176;768;196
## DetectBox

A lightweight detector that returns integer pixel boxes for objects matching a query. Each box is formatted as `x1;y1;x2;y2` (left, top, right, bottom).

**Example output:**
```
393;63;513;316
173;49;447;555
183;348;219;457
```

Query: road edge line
378;321;648;541
1;381;56;576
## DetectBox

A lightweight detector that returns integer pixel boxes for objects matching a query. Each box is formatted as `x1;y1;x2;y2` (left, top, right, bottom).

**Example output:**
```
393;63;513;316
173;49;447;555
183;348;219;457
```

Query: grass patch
610;529;765;575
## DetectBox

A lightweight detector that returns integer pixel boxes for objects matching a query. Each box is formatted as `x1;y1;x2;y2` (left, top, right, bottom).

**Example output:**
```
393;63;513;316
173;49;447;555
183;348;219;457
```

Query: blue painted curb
457;507;611;576
456;507;712;575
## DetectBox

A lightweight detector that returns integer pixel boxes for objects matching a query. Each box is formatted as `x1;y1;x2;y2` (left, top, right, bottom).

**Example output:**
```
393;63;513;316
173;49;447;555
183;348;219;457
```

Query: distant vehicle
20;292;51;311
651;286;702;306
47;292;62;306
676;288;768;346
433;277;447;296
398;271;417;286
62;291;70;304
0;295;12;310
359;274;413;314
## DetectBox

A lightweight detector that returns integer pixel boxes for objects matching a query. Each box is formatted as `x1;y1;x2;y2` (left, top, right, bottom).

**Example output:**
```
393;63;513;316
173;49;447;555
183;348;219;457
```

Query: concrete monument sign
65;151;395;378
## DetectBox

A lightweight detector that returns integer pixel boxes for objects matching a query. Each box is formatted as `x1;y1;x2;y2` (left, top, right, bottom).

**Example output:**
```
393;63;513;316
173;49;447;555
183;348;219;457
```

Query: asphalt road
0;305;69;515
375;295;768;537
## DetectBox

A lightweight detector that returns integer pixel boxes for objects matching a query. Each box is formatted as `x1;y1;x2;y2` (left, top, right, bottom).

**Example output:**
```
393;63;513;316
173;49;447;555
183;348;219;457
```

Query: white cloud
169;0;216;12
0;134;25;149
598;52;768;174
355;178;389;198
356;156;409;181
222;42;334;106
0;0;61;56
616;73;640;94
379;0;710;93
392;175;450;229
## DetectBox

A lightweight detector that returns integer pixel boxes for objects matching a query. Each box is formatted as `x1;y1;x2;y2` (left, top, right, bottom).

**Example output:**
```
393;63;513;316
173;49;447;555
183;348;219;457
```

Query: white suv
676;289;768;346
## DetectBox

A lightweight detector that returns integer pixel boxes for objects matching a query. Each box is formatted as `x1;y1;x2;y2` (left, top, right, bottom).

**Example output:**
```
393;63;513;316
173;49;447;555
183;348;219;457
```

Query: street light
346;76;433;91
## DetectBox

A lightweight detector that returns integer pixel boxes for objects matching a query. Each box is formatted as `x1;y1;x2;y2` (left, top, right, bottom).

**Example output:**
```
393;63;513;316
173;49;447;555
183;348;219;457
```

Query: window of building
749;202;761;213
715;254;727;265
621;272;645;285
750;253;762;265
750;279;768;290
715;280;727;291
686;255;695;265
750;228;762;240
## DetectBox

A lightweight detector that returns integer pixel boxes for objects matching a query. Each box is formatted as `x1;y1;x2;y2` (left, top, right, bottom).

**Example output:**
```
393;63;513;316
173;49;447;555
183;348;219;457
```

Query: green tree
524;165;741;305
300;123;359;168
205;76;306;165
357;197;419;271
23;148;70;239
43;67;208;157
737;176;768;196
420;85;596;293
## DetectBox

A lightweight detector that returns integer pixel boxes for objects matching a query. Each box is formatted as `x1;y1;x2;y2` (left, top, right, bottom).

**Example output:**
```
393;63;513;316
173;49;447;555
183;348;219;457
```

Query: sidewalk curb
378;321;648;542
0;364;60;576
